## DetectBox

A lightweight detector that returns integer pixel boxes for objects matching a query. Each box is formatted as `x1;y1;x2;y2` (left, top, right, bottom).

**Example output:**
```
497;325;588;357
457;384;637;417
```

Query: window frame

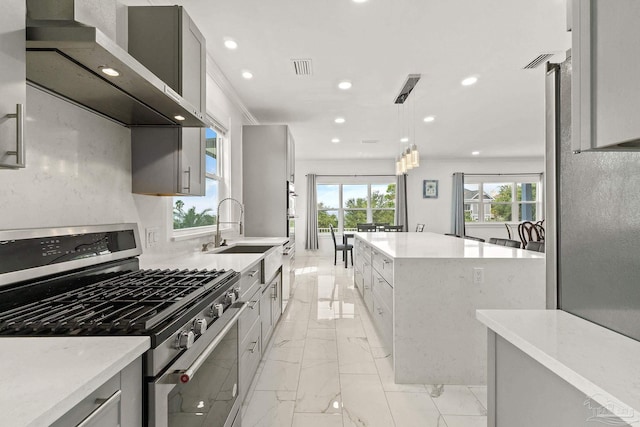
316;179;397;234
172;117;229;239
463;174;543;225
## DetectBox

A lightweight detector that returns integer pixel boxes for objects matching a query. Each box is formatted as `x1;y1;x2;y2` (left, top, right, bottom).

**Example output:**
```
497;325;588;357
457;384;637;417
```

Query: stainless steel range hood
26;1;206;127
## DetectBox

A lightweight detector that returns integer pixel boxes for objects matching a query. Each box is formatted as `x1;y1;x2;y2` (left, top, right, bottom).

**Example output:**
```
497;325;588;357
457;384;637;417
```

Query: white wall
295;156;544;255
406;156;544;241
1;63;252;263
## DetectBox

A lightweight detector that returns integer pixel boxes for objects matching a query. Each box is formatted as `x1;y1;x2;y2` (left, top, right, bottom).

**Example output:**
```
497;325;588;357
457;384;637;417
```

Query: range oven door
149;302;247;427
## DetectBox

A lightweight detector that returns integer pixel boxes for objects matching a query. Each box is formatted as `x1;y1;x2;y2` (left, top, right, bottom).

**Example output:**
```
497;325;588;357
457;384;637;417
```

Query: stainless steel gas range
0;223;246;427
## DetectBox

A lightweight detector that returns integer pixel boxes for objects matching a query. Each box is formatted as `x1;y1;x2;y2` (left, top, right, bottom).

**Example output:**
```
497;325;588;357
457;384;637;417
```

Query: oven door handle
177;302;247;384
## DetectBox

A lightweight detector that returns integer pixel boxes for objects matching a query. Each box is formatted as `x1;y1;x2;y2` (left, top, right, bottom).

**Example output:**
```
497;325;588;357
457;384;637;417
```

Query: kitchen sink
210;245;275;254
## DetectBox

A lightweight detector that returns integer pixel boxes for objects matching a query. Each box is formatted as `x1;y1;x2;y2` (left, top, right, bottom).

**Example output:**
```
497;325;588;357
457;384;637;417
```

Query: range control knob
194;318;208;335
175;330;195;350
211;303;224;318
226;291;237;304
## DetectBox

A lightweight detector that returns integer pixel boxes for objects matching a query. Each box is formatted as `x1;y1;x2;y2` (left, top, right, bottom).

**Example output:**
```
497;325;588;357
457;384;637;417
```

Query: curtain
451;172;465;236
395;174;408;231
305;174;319;250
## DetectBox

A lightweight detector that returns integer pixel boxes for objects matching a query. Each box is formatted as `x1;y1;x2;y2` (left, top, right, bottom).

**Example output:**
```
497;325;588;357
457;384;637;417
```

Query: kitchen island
353;232;545;385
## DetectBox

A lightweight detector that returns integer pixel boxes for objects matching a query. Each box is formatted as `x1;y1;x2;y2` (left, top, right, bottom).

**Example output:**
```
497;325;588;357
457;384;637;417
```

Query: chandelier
396;144;419;175
394;74;421;175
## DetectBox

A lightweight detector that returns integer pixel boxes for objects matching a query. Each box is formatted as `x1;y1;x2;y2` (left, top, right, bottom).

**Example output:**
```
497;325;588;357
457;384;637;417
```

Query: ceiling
122;0;570;160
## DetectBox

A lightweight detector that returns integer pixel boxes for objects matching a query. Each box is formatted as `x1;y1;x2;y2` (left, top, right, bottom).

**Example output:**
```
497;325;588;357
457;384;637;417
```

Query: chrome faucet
211;197;244;248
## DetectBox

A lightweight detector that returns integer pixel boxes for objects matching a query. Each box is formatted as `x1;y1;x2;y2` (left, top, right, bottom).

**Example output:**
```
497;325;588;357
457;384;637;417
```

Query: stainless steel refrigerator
546;55;640;340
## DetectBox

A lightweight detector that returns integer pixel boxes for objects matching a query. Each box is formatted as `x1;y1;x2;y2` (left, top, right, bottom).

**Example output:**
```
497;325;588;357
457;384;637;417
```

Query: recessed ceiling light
224;38;238;50
400;137;409;143
461;76;478;86
242;71;253;79
331;138;340;143
100;67;120;77
174;115;186;121
338;81;352;90
334;117;345;124
423;115;435;123
472;151;480;156
353;0;368;3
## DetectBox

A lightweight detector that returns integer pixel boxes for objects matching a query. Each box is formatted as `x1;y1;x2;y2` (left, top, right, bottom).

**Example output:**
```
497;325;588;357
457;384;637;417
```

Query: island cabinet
354;238;394;355
353;232;546;385
572;0;640;151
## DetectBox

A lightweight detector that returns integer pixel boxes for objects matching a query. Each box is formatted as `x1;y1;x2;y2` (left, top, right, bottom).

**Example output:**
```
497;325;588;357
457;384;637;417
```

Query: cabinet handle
249;300;259;309
377;308;384;315
382;259;391;265
248;270;259;278
77;389;122;427
182;166;191;192
377;277;385;283
249;340;259;353
0;104;25;169
272;283;278;299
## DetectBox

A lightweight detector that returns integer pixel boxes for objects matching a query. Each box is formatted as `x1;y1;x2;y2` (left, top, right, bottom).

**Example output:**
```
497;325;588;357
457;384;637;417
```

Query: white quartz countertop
355;232;543;259
0;336;149;427
477;309;640;419
140;236;288;273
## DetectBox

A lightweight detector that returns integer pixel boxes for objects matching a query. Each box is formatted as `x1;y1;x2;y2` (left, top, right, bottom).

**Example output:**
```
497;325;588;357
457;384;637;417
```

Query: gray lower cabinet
51;357;142;427
260;281;274;351
0;0;25;169
131;127;205;196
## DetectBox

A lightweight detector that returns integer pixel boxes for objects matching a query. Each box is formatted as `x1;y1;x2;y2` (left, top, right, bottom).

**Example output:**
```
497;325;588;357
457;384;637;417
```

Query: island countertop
354;232;543;259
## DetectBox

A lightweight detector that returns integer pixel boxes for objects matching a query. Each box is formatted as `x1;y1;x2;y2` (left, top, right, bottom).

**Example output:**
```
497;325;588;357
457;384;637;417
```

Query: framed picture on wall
423;180;438;198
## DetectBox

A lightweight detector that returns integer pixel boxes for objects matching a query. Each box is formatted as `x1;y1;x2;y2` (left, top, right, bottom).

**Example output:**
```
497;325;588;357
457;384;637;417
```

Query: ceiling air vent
523;53;555;69
291;58;313;76
394;74;421;104
361;139;378;144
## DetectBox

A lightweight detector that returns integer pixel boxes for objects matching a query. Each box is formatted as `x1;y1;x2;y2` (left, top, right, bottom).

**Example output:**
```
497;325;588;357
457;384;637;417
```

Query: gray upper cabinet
128;5;207;196
572;0;640;151
0;0;26;169
131;127;205;196
128;6;206;114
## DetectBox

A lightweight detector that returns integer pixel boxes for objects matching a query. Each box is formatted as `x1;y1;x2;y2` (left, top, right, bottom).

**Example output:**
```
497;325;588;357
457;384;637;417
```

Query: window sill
465;222;520;227
171;225;231;242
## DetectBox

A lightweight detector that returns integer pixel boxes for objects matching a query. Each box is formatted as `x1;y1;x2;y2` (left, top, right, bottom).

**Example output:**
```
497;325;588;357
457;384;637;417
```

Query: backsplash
0;86;140;229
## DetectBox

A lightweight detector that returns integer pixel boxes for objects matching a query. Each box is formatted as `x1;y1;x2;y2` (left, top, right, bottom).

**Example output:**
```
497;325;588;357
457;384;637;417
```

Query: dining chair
464;235;486;242
525;241;545;252
357;224;377;232
384;225;404;232
503;239;522;248
489;237;499;244
416;224;425;232
517;221;544;248
330;224;353;267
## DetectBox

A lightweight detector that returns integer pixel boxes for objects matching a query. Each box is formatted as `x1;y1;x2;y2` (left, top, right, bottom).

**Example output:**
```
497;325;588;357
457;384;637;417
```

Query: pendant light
393;74;422;174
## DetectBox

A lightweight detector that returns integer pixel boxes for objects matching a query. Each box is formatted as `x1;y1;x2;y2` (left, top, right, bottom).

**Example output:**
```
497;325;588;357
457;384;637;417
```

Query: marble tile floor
241;254;488;427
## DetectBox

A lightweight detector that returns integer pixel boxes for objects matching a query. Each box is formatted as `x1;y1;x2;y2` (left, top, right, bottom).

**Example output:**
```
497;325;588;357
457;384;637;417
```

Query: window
173;127;225;230
464;176;542;224
317;182;396;233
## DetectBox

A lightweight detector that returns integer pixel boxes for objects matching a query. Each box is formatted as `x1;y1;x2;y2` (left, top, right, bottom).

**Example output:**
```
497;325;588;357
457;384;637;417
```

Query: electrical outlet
145;227;159;248
473;267;484;284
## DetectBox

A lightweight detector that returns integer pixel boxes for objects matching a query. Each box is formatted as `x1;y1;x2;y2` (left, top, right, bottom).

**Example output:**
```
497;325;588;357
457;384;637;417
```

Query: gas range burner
0;268;239;337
